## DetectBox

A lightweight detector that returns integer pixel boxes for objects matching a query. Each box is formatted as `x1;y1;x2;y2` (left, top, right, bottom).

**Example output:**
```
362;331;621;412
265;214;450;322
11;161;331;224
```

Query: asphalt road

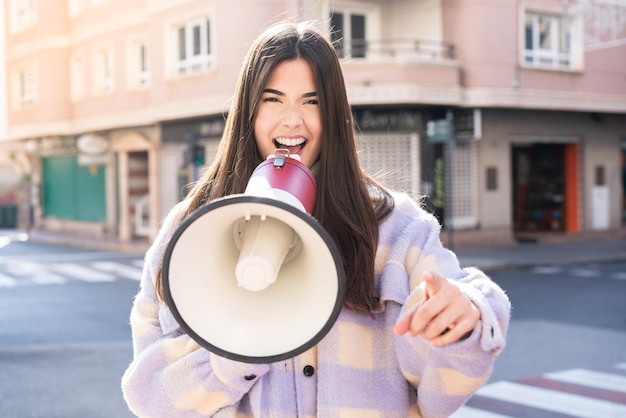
1;240;625;417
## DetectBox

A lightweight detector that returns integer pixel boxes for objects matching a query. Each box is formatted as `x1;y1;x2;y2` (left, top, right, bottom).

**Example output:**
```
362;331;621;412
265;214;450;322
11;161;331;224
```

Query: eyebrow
263;88;317;98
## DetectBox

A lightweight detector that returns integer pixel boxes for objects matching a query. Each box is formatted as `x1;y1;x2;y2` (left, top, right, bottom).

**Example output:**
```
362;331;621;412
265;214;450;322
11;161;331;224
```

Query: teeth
275;137;305;147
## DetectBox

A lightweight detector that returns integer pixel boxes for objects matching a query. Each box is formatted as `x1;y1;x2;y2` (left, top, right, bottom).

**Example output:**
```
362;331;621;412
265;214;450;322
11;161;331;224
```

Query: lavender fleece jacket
121;191;510;417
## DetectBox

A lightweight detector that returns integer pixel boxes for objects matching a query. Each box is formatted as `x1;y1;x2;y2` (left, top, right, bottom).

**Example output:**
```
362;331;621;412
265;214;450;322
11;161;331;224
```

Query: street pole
446;109;455;251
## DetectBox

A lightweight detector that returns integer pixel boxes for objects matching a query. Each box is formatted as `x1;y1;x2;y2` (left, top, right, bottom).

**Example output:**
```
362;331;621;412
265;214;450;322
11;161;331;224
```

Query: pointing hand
393;271;480;346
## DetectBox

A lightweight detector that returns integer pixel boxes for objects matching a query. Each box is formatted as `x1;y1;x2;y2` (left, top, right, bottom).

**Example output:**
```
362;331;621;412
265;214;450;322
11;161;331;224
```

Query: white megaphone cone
162;150;345;363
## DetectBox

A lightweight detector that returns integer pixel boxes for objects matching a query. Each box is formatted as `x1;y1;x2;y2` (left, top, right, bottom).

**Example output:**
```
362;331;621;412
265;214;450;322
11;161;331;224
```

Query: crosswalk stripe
517;376;626;405
545;369;626;394
31;272;67;284
48;263;116;282
611;272;626;280
0;273;17;288
90;261;142;281
475;380;626;418
450;405;513;417
570;268;600;277
0;259;144;287
531;266;563;274
4;261;67;284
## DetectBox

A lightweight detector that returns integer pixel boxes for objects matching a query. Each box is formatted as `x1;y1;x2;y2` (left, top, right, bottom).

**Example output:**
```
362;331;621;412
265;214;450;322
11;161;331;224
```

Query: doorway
512;143;579;233
128;151;149;238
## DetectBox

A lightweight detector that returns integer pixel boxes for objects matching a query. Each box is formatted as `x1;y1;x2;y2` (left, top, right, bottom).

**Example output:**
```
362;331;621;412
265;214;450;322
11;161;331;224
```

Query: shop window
513;143;567;232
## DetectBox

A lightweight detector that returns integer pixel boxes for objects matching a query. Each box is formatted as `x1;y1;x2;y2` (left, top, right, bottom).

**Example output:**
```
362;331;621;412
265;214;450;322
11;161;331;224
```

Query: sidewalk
1;228;625;272
455;237;626;271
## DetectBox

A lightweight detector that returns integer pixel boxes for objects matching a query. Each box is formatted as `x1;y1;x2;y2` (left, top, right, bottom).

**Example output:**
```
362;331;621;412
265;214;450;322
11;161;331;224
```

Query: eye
262;96;280;103
305;98;319;105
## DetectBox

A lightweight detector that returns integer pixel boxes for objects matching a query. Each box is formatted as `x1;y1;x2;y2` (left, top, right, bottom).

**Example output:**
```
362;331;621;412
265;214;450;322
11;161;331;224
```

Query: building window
329;3;379;59
94;46;114;94
174;18;211;75
10;0;37;33
524;11;582;70
129;40;151;88
15;64;37;108
71;54;85;101
330;11;366;58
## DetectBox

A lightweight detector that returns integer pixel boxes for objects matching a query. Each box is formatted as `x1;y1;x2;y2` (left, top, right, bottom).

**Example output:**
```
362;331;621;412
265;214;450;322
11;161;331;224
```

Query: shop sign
426;119;451;143
353;109;422;132
41;137;78;154
77;134;108;166
455;108;482;141
198;119;226;137
78;154;107;166
77;134;108;155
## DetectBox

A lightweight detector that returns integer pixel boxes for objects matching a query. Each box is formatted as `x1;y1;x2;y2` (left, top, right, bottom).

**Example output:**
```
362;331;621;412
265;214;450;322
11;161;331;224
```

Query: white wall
0;0;7;142
386;0;442;41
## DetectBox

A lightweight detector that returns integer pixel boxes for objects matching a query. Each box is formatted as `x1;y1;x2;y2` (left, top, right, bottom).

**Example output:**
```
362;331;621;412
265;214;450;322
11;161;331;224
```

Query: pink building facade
1;0;625;246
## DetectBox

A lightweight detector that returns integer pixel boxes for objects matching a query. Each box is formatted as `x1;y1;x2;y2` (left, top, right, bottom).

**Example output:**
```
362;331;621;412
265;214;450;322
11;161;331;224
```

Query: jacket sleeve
393;205;511;418
121;203;270;417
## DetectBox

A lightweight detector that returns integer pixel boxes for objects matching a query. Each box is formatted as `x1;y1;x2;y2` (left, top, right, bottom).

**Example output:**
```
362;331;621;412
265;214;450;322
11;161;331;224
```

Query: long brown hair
156;22;394;313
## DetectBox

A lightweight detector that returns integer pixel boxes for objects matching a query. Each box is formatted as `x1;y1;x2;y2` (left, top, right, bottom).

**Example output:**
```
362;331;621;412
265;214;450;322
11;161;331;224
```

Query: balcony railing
334;38;456;62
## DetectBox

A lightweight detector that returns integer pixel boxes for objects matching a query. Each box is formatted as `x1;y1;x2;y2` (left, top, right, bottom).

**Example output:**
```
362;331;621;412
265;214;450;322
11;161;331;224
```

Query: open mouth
273;137;306;154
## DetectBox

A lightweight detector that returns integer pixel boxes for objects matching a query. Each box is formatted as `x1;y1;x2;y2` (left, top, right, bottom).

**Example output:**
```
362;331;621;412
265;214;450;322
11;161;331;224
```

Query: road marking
90;261;142;281
0;251;142;263
48;263;116;282
5;260;46;275
531;266;564;274
611;272;626;280
450;406;512;417
474;380;626;417
570;268;600;277
31;272;67;284
3;261;67;284
0;273;17;288
545;369;626;394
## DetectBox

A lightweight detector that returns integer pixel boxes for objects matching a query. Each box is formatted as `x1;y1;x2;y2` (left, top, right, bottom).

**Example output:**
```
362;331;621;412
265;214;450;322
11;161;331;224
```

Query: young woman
122;21;510;417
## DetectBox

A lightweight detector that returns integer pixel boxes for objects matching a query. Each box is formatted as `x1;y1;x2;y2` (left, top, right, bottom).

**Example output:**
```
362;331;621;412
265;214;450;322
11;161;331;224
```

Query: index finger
423;271;446;299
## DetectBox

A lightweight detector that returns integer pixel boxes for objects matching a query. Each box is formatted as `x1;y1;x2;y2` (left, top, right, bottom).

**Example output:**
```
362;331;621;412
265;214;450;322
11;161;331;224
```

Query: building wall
478;108;623;232
0;3;7;142
1;0;624;244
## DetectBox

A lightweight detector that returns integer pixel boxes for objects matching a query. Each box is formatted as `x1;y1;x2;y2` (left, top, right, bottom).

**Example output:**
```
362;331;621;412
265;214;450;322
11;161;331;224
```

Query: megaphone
162;149;345;363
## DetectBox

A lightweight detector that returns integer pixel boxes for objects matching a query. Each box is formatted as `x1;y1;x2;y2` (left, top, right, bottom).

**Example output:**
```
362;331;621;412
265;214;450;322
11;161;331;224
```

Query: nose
282;104;303;128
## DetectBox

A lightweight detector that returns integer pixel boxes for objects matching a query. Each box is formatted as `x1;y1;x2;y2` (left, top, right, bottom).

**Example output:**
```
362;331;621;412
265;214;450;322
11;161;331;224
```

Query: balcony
337;39;462;106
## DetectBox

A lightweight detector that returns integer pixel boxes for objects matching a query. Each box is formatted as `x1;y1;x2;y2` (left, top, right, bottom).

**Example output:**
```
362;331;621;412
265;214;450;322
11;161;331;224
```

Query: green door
42;155;106;221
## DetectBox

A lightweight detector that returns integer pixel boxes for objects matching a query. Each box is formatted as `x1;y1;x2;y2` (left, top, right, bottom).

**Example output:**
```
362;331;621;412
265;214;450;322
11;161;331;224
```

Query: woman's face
254;58;322;168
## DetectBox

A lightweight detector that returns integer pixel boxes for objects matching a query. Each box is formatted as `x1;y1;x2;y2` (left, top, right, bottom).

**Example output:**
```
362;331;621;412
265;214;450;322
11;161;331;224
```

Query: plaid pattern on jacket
122;191;510;417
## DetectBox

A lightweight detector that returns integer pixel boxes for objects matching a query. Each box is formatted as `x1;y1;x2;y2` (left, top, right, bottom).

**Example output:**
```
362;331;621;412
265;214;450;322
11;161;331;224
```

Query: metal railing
334;38;456;61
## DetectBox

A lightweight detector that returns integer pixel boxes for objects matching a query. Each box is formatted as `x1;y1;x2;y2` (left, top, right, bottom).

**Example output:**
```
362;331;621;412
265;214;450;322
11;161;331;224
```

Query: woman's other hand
393;271;480;346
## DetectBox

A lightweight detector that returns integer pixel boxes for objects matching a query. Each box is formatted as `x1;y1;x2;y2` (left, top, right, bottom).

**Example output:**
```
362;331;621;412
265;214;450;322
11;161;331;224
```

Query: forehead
265;59;316;87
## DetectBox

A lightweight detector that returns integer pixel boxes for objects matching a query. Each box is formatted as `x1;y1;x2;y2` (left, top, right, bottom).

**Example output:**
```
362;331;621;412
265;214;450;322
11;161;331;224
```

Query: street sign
426;119;451;143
